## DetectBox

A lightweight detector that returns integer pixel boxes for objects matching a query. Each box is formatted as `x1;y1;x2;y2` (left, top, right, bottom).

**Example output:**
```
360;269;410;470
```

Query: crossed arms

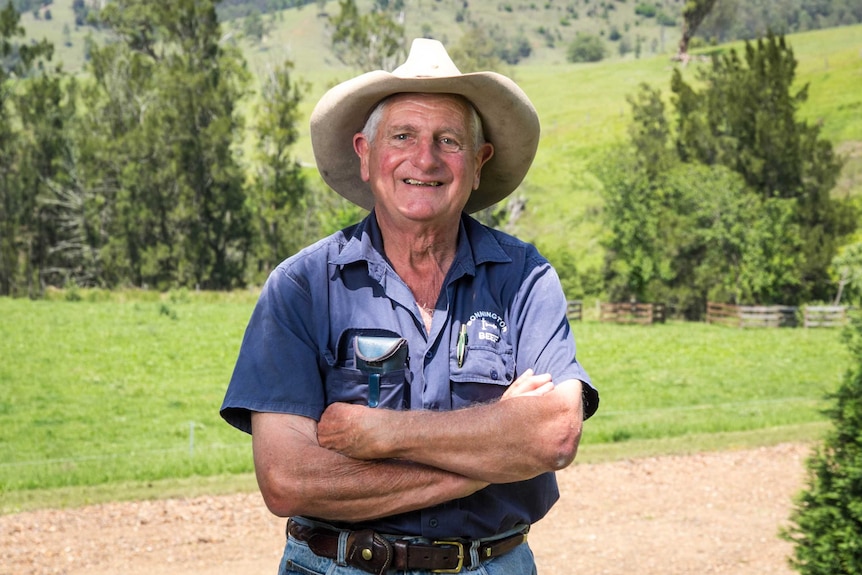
251;370;584;523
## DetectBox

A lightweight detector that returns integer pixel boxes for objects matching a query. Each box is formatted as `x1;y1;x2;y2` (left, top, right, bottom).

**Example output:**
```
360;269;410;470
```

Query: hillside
18;1;862;275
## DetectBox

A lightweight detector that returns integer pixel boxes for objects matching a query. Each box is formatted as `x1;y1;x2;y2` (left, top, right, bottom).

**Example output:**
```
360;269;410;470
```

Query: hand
501;369;554;400
318;402;380;459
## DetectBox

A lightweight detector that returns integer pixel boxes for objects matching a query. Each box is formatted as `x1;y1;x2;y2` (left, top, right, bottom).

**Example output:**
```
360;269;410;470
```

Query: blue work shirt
221;211;598;539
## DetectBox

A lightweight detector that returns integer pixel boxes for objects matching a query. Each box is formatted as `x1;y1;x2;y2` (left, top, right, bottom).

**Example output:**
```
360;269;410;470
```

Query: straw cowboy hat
309;38;540;214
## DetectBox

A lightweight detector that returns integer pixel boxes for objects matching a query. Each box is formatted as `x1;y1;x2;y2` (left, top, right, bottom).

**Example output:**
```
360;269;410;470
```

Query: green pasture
0;293;852;513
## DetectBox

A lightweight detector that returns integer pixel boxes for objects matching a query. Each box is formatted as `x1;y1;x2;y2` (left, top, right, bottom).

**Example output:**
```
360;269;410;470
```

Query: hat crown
392;38;462;78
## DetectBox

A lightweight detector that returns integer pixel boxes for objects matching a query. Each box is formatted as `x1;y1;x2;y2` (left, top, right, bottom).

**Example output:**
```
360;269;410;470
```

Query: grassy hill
19;1;862;275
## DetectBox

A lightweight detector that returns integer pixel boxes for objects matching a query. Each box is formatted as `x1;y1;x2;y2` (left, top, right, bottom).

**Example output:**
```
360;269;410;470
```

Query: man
221;38;599;575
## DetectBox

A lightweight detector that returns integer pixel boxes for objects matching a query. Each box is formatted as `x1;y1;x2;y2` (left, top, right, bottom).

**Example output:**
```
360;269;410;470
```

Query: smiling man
221;39;599;575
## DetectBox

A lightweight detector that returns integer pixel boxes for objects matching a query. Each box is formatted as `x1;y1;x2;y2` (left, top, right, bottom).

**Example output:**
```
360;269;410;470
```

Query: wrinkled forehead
371;92;484;143
378;92;473;121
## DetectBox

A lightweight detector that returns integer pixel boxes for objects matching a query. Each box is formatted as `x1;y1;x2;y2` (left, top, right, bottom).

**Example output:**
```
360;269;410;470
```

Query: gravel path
1;442;811;575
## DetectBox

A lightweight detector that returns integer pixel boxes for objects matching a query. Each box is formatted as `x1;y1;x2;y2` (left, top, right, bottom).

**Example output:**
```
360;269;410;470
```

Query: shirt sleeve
220;266;327;434
511;258;599;419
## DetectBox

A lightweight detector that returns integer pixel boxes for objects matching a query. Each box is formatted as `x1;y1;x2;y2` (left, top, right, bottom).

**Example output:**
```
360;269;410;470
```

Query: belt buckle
431;540;465;573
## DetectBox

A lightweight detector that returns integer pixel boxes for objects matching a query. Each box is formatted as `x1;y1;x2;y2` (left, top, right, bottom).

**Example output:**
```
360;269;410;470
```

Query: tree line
0;0;362;297
2;0;858;315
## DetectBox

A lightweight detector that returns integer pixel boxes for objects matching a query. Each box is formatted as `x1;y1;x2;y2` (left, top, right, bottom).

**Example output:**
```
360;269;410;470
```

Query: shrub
634;2;656;17
567;32;606;62
782;314;862;574
656;10;675;26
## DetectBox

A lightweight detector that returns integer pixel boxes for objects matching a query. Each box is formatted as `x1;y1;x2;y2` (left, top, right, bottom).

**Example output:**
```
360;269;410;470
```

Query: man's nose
411;136;441;170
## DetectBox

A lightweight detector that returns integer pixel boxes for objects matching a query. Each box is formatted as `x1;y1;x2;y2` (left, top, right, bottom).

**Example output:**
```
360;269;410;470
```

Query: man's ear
473;142;495;190
353;133;371;183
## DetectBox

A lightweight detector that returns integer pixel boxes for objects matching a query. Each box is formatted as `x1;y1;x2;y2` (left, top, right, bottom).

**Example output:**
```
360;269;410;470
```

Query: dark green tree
0;1;24;295
567;32;606;63
247;60;310;282
14;63;80;292
595;34;855;316
83;0;253;290
0;0;72;297
782;314;862;574
73;36;169;287
671;32;855;303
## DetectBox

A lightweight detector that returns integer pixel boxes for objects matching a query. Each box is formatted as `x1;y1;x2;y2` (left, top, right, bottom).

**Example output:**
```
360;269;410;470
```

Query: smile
404;178;442;187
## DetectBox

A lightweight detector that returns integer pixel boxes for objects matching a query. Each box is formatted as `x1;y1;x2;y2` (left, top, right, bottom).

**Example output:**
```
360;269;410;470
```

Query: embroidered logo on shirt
467;311;507;343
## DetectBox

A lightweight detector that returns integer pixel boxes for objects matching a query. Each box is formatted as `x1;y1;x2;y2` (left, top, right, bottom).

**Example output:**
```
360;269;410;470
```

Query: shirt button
490;369;499;380
429;518;439;528
425;351;433;359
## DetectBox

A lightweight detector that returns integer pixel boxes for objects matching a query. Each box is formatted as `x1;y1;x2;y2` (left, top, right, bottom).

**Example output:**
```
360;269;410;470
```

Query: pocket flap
354;336;408;373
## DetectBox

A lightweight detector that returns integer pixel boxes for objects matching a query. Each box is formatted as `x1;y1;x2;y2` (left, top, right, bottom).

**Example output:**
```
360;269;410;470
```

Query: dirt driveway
1;442;810;575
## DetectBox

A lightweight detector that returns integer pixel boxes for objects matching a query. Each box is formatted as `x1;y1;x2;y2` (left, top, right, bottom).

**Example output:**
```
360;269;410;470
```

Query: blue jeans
278;529;539;575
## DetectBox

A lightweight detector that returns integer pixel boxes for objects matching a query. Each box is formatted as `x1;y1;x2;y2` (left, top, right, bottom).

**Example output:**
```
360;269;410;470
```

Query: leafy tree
14;63;80;292
328;0;405;71
782;314;862;574
0;1;72;297
831;242;862;306
671;33;855;303
0;1;25;295
594;34;854;315
676;0;717;60
567;32;606;63
596;141;800;316
81;0;253;290
73;36;169;287
247;60;310;282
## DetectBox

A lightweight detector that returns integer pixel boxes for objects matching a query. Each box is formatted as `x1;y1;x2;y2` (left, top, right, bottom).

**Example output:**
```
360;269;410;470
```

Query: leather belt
287;518;528;575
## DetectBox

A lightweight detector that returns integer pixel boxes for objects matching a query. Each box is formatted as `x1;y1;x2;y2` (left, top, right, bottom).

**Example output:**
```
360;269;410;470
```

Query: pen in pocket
457;324;467;368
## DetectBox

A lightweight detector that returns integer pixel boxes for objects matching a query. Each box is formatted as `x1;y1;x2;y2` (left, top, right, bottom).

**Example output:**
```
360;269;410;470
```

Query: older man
221;38;598;575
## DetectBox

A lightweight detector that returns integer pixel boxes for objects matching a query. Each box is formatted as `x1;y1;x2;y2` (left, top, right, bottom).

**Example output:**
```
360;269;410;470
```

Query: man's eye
439;137;462;152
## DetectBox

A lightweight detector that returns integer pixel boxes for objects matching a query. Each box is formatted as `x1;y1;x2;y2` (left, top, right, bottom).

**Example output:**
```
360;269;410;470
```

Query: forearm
252;412;486;522
319;379;585;484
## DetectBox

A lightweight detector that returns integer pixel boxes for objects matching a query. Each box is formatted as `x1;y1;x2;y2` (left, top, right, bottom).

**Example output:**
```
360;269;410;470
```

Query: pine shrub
782;314;862;574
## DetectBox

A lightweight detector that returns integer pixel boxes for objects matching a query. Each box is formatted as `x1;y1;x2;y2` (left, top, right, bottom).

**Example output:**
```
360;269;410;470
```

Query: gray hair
361;94;486;150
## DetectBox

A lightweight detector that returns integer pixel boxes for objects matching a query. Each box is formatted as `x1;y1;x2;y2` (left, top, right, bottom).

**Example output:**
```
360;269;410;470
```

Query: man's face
353;93;494;228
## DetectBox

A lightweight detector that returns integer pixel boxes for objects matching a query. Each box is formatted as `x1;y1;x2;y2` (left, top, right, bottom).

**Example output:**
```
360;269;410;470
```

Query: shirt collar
331;211;512;278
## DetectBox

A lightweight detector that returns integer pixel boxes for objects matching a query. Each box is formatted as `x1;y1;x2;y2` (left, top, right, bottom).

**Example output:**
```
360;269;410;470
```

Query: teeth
404;179;441;187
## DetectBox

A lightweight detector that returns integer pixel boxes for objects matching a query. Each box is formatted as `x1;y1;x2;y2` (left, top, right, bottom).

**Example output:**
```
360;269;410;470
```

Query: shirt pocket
324;328;409;409
326;367;408;409
449;334;515;409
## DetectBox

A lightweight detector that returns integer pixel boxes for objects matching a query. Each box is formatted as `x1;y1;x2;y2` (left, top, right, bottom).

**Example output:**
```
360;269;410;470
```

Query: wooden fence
567;300;848;327
803;305;849;328
705;302;740;327
599;302;666;325
566;300;583;322
706;302;797;328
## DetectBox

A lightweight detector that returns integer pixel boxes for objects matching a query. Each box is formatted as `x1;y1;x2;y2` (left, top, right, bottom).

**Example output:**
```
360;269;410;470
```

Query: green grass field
0;293;852;513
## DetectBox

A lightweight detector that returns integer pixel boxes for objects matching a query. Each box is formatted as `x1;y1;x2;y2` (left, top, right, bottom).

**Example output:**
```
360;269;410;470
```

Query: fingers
502;369;554;400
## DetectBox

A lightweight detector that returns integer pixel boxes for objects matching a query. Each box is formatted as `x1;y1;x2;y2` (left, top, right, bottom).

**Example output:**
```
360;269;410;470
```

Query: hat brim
310;70;540;214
